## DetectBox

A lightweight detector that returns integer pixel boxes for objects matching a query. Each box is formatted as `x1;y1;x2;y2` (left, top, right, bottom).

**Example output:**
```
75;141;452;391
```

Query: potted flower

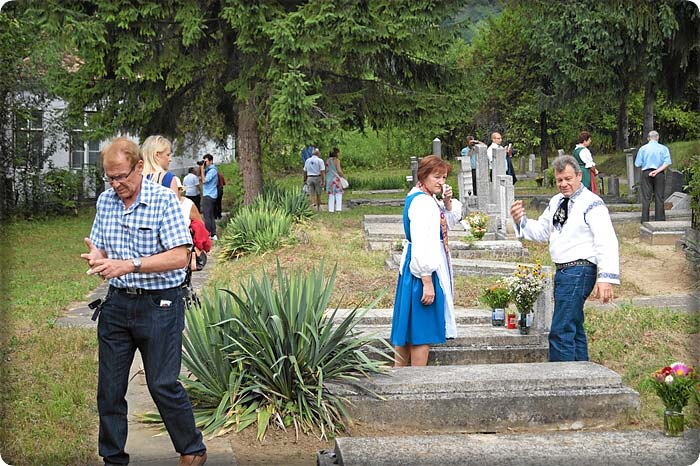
504;262;547;335
479;282;510;326
463;211;489;240
646;362;699;436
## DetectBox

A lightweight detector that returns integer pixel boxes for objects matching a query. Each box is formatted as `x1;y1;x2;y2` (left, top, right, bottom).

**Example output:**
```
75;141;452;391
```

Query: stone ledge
324;430;699;466
332;362;640;432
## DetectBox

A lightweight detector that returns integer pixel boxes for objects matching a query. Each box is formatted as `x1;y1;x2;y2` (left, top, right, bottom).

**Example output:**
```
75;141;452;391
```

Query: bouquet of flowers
462;211;488;239
504;262;547;312
479;282;510;309
648;362;699;412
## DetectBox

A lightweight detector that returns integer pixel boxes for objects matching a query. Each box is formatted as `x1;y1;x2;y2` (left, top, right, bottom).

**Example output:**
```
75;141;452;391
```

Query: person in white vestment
510;155;619;362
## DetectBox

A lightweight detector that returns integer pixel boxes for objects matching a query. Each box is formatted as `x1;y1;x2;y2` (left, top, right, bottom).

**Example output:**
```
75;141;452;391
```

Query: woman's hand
442;184;453;210
421;276;435;305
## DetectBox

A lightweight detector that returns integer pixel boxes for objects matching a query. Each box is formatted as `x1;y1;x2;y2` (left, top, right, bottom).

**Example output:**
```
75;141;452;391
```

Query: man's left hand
87;258;132;280
590;282;614;304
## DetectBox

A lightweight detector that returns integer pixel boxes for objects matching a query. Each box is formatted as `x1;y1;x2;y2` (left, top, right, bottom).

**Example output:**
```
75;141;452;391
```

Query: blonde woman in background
141;135;181;198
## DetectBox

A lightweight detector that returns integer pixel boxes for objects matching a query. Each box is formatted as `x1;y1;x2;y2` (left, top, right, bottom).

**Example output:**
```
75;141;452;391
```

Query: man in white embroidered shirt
510;155;620;362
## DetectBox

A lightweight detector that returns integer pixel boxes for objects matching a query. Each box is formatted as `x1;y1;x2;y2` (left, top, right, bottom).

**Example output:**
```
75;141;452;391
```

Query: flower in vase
647;362;699;412
504;261;548;313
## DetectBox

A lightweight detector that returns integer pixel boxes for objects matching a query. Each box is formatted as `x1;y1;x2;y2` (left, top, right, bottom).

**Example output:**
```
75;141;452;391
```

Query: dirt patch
226;427;333;466
618;240;694;298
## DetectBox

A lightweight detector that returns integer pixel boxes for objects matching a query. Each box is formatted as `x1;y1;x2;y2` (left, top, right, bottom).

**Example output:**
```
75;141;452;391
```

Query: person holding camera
200;154;218;240
460;135;483;195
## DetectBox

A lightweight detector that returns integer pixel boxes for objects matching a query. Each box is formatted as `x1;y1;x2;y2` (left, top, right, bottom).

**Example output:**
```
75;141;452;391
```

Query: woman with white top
390;155;462;366
572;131;598;194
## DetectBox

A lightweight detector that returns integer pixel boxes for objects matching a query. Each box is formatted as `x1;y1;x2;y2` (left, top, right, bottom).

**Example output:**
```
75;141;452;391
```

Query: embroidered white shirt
514;186;620;284
575;144;595;168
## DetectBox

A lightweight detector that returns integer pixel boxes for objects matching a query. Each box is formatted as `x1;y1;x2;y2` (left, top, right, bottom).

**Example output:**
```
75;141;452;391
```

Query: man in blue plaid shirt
81;137;207;466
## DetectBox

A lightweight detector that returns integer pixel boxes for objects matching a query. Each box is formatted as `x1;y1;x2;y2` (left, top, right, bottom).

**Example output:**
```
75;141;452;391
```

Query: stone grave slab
331;362;639;432
640;220;691;246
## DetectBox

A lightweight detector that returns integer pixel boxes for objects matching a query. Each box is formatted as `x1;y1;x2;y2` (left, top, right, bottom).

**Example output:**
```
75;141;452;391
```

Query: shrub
218;203;294;259
179;262;392;439
262;183;314;222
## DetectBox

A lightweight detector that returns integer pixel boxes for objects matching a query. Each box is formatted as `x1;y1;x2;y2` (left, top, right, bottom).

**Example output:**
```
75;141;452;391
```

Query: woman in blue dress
390;155;463;366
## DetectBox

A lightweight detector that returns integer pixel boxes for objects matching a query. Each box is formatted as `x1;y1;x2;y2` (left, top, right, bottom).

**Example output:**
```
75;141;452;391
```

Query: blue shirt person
634;130;672;222
460;135;481;195
81;137;207;466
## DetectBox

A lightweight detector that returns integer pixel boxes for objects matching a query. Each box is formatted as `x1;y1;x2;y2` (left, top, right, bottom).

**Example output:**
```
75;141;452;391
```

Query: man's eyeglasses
102;165;136;184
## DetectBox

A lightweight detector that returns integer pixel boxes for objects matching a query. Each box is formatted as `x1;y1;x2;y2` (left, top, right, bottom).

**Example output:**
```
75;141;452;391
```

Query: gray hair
648;130;659;140
552;155;581;175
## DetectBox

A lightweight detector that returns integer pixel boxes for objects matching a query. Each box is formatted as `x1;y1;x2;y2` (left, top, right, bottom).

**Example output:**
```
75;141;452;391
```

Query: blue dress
390;191;447;346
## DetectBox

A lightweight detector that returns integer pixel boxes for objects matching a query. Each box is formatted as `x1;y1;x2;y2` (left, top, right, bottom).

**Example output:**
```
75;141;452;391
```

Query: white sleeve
580;148;595;168
586;204;620;284
515;200;554;243
443;198;463;228
408;195;443;277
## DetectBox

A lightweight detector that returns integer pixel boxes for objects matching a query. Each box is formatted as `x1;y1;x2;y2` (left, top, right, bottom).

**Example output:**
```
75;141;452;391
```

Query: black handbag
195;251;208;271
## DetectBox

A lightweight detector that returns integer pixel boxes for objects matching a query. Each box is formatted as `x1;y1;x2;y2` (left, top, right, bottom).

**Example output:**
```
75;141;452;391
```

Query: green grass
2;210;100;465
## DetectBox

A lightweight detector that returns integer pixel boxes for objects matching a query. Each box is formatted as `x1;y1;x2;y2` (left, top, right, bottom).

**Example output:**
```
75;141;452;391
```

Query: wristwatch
132;258;142;273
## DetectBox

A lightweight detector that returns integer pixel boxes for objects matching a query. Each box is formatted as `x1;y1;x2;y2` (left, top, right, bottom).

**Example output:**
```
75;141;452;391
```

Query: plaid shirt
89;177;192;290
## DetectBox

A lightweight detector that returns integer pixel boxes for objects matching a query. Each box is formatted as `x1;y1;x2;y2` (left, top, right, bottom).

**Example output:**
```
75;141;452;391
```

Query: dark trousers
97;287;205;465
640;169;666;222
201;195;217;237
471;168;477;196
549;265;597;362
215;186;224;219
185;194;201;212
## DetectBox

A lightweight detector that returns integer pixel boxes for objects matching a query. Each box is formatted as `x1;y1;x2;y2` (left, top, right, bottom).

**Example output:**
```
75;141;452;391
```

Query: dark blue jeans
97;287;205;465
201;195;217;237
550;265;597;362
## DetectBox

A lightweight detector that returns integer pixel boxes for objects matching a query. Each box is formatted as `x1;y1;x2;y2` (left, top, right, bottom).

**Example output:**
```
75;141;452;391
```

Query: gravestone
496;174;515;237
528;153;536;174
607;176;620;198
663;169;687;201
432;138;441;157
666;192;690;210
475;145;491;211
624;148;639;199
455;154;474;210
410;156;418;187
640;220;691;246
557;149;565;157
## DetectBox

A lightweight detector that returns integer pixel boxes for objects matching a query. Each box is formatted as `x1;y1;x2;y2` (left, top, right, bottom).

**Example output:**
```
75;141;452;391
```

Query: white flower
665;375;674;384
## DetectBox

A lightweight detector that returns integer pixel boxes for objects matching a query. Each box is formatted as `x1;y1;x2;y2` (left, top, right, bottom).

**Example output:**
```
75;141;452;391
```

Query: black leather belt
555;259;596;270
109;285;177;296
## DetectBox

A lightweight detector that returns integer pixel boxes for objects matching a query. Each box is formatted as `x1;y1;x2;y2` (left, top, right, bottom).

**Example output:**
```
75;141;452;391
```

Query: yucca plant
218;203;294;259
174;261;392;440
262;183;314;222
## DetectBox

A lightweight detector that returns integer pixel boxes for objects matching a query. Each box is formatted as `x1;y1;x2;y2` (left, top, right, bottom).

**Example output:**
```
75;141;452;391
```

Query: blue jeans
201;195;217;237
550;265;597;362
97;287;205;465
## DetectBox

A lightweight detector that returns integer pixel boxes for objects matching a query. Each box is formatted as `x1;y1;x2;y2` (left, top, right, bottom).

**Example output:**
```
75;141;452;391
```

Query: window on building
70;121;101;169
14;110;44;168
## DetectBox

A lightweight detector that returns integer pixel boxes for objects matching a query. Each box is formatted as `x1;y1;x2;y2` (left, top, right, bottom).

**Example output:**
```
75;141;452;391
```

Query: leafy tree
26;0;464;202
519;0;692;150
0;4;69;218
